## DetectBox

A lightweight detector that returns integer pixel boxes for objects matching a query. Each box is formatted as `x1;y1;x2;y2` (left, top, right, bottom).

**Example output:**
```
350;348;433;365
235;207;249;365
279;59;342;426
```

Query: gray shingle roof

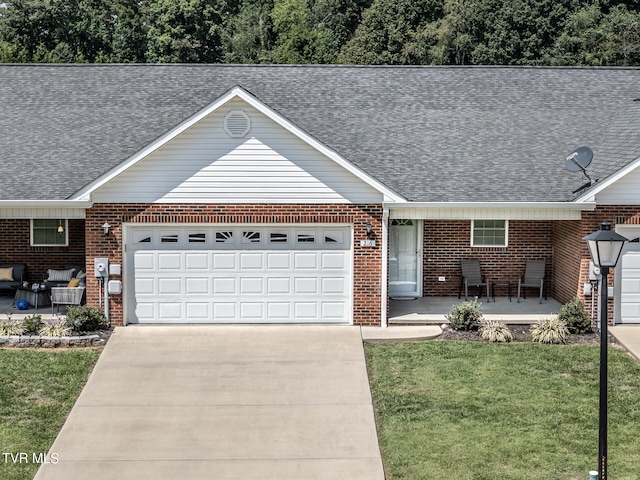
1;64;639;202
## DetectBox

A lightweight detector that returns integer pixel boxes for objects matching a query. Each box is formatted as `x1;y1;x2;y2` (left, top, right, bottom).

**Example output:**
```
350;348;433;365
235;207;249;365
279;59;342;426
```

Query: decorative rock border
0;334;105;348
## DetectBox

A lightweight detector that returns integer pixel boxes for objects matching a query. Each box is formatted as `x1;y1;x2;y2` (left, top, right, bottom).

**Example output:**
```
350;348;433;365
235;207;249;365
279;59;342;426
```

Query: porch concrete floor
0;294;61;320
0;294;564;326
389;296;564;325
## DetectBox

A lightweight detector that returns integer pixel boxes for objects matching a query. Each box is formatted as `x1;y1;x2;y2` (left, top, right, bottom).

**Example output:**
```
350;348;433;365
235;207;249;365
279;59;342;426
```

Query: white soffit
387;202;594;220
69;86;405;203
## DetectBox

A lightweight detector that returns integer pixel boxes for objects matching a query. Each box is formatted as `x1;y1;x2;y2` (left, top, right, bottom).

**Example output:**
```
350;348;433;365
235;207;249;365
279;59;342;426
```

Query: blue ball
17;299;29;310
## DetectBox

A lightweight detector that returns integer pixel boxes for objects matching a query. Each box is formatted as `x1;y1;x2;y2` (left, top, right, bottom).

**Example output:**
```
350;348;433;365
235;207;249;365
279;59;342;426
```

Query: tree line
1;0;640;65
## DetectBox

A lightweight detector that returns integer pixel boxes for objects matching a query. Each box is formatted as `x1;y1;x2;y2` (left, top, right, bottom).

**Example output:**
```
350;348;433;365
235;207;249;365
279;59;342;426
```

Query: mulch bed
438;325;617;346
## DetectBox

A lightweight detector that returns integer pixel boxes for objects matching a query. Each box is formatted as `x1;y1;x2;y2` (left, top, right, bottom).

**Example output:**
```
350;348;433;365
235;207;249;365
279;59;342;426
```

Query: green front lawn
0;349;101;480
366;341;640;480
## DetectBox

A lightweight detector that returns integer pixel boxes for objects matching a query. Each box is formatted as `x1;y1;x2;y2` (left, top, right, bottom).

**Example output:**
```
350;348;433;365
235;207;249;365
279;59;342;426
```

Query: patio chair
517;260;546;304
458;259;490;302
51;286;85;314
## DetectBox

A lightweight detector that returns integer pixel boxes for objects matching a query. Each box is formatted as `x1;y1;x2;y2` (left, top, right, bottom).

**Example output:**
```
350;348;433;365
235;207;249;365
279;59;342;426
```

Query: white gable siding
92;99;382;204
595;166;640;204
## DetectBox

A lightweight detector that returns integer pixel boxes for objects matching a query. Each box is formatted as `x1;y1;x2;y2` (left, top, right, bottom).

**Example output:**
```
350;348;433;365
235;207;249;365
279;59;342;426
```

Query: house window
472;220;508;247
31;219;68;246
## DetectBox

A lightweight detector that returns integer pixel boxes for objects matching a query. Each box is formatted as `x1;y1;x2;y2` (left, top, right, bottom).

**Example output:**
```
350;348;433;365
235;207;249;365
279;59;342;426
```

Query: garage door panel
185;253;209;270
267;277;291;294
128;226;352;324
213;253;236;269
294;253;317;270
135;252;155;269
158;278;182;294
295;277;318;294
620;249;640;324
322;278;345;294
213;303;237;319
240;303;264;318
240;277;264;294
321;253;347;270
213;278;236;294
158;253;182;269
240;253;263;269
267;303;291;319
267;253;291;269
186;303;210;319
322;302;346;319
185;277;209;294
158;302;181;319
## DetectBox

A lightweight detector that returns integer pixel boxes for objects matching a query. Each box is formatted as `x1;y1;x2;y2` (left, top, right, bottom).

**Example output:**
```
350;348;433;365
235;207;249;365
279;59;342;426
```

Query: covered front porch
389;295;567;325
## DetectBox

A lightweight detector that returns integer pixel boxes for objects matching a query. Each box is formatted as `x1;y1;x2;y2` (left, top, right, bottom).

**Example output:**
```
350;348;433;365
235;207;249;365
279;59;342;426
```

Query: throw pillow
48;268;75;282
67;278;80;288
0;267;14;281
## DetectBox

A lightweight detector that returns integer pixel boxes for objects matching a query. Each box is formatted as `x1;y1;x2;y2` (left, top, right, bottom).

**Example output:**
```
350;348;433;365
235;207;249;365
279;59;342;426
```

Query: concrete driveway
35;326;385;480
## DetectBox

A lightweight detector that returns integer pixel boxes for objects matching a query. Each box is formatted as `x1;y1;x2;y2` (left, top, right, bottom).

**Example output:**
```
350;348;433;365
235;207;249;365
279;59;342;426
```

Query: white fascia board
0;200;93;208
69;86;405;203
573;156;640;203
385;201;595;211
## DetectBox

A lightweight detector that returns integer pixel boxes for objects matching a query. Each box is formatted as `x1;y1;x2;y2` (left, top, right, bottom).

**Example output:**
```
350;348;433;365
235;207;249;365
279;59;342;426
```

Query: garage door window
216;231;233;243
189;232;207;243
269;232;289;243
297;232;316;243
242;231;261;244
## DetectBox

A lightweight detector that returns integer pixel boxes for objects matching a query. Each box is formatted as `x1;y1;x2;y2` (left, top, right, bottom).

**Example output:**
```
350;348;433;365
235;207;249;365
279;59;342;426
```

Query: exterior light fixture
365;222;373;238
57;220;64;234
102;222;111;236
583;222;627;480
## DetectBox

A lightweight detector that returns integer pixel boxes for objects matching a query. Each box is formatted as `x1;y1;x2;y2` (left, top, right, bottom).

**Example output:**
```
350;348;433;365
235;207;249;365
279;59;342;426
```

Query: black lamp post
583;222;627;480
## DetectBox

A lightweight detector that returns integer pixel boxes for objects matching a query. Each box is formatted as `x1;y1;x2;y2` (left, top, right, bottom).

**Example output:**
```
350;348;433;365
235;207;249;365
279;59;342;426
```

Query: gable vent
224;110;251;138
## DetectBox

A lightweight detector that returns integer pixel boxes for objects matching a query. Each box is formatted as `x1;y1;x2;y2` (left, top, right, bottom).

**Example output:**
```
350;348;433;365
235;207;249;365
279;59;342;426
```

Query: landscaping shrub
558;297;592;334
38;317;72;337
0;315;24;335
530;317;569;344
445;298;483;331
480;319;513;342
65;305;109;332
23;314;42;334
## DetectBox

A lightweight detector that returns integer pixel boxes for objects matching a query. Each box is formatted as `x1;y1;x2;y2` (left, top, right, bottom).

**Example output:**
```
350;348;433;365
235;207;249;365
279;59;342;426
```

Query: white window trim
30;219;69;247
471;220;508;247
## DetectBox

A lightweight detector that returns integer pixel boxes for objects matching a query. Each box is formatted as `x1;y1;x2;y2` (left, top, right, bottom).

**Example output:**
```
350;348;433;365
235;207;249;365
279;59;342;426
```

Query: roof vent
224;110;251;138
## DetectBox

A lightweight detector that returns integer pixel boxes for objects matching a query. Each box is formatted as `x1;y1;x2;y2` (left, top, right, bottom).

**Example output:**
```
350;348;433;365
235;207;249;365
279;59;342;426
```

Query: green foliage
445;297;483;331
23;314;43;334
39;317;72;337
0;315;24;336
530;317;569;344
65;305;109;332
3;0;640;65
365;341;640;479
558;297;592;334
479;319;513;342
0;349;101;480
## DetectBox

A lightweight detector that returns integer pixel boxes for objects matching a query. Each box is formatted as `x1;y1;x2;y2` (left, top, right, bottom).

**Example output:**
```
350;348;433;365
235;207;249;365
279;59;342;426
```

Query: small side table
491;281;511;302
12;285;52;310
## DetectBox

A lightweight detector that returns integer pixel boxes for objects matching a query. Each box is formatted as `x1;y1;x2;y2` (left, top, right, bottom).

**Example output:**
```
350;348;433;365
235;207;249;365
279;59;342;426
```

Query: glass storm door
389;219;420;296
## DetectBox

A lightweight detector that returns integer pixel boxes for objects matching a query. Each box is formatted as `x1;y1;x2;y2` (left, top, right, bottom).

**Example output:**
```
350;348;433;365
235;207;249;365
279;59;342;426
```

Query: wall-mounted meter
94;258;109;277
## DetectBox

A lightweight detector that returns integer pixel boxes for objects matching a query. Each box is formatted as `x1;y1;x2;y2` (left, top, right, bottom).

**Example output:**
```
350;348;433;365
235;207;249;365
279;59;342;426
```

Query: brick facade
554;206;640;324
85;203;384;326
422;220;553;298
0;218;85;283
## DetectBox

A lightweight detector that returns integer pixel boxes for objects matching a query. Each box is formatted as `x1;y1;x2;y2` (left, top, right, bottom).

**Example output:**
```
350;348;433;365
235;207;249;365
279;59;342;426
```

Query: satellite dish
565;146;593;172
565;146;593;193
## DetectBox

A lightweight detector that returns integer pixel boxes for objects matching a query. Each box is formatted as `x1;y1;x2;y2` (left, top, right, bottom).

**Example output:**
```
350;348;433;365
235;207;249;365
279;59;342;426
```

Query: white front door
125;225;353;324
389;219;421;297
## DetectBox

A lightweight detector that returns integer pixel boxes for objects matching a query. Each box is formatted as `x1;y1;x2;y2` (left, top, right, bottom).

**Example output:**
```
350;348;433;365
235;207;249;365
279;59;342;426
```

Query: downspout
381;207;390;328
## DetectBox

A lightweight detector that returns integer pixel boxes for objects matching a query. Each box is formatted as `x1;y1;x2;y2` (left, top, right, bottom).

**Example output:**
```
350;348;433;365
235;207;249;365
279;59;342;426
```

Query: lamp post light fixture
583;222;627;480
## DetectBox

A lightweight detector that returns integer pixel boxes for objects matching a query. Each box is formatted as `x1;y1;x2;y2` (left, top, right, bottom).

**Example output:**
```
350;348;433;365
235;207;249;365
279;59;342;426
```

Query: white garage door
125;225;352;324
619;243;640;324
